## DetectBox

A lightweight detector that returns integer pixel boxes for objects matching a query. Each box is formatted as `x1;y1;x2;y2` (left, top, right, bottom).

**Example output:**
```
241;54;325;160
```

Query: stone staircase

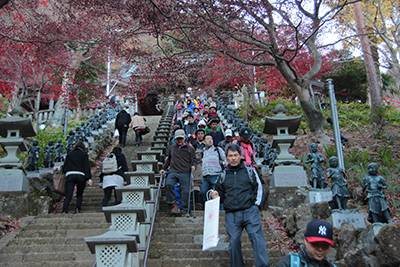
0;115;162;267
0;113;285;267
146;192;284;267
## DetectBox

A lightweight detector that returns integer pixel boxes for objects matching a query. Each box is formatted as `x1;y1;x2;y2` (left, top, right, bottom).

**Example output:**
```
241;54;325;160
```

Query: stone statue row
26;105;120;172
216;97;280;168
306;143;392;224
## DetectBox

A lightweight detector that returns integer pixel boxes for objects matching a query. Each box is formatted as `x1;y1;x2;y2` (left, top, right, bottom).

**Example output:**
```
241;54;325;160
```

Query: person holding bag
99;146;129;206
53;141;92;214
129;112;146;147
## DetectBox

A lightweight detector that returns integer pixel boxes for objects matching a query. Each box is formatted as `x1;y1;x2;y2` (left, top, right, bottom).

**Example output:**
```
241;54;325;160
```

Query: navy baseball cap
304;220;334;246
240;127;251;138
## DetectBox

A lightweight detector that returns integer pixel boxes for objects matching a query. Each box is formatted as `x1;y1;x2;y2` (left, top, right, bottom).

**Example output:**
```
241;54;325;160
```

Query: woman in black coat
54;141;92;213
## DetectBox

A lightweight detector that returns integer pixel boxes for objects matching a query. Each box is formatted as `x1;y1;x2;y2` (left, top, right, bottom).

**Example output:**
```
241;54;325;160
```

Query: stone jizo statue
43;140;55;168
26;139;40;171
327;156;350;210
306;143;326;189
65;129;75;152
362;163;392;224
54;138;64;162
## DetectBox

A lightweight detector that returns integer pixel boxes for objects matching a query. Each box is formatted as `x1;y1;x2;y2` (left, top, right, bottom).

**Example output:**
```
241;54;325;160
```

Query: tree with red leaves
0;1;148;125
137;0;350;139
66;0;348;139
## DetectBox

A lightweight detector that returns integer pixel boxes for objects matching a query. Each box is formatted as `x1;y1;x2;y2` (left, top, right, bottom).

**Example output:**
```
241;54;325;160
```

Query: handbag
52;171;66;196
144;125;151;134
202;196;220;251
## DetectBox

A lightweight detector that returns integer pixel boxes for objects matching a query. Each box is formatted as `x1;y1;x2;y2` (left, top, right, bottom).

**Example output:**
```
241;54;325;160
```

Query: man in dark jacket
276;220;336;267
160;129;196;217
183;113;197;138
115;109;131;147
211;143;269;267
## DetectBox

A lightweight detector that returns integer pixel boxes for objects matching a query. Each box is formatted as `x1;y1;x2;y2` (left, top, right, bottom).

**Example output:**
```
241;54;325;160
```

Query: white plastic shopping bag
113;129;119;137
202;196;220;251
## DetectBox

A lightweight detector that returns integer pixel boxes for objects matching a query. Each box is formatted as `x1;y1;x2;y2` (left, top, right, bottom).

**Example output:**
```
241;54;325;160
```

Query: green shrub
323;145;336;159
346;149;361;165
377;145;397;168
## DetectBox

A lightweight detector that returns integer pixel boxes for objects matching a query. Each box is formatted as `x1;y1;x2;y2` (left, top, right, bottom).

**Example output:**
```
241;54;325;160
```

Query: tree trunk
353;2;383;123
293;81;331;144
33;90;41;131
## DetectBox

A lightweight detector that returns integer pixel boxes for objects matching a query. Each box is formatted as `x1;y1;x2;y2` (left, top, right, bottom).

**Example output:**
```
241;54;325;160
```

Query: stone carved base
330;209;366;228
267;187;309;208
305;188;332;203
271;165;307;187
0;169;29;192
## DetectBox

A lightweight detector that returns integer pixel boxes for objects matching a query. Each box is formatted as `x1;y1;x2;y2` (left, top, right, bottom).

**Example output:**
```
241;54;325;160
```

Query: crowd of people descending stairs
156;91;337;267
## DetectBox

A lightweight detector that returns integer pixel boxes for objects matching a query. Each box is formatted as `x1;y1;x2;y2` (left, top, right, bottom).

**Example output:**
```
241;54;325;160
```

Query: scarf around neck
241;141;253;166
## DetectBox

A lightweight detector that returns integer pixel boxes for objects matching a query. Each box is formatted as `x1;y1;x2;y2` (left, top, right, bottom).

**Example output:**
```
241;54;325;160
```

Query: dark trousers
225;205;270;267
117;126;128;146
63;174;86;213
102;187;119;206
166;172;191;213
135;130;143;144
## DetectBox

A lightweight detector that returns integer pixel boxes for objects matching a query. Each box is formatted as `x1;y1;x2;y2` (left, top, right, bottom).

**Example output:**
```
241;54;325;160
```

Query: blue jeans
225;205;269;267
200;175;219;203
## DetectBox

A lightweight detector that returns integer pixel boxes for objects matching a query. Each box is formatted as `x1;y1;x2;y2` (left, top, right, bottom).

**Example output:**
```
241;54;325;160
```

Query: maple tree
0;1;149;125
127;0;350;139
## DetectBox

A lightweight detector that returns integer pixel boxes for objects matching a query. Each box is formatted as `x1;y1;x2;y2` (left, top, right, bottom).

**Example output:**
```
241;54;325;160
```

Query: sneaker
170;203;180;215
181;213;189;217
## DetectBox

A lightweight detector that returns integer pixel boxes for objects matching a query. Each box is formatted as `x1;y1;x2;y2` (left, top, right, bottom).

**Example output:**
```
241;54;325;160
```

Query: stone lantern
0;107;36;192
263;104;307;187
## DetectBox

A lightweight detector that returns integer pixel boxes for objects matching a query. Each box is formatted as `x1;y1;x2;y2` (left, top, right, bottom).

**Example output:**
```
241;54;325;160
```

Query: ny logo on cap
318;225;327;236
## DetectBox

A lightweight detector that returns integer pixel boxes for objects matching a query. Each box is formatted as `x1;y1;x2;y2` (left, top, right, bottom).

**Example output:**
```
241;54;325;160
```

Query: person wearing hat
218;129;233;150
160;129;197;217
233;127;257;171
183;113;197;137
172;105;184;125
206;117;225;147
209;104;217;117
276;220;336;267
198;119;207;129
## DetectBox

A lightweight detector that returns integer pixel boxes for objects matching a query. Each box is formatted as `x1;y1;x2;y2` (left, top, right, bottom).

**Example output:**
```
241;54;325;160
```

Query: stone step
0;244;88;254
0;260;95;267
17;228;107;238
145;257;283;267
10;235;90;245
23;222;109;231
0;251;94;263
149;247;284;260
